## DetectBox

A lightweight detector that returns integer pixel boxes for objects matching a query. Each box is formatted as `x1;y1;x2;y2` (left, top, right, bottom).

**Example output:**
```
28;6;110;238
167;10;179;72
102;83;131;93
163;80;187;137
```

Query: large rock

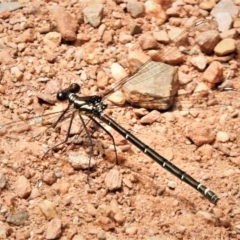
0;2;22;13
122;61;178;110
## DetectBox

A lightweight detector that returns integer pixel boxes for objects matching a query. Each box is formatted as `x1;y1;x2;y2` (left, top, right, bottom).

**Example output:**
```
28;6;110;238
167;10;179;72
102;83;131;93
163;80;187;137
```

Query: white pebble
216;131;229;142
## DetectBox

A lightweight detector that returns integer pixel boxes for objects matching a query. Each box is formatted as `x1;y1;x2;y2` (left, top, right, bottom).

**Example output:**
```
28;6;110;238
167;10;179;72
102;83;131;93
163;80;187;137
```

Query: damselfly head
57;92;68;101
69;83;80;93
57;83;81;101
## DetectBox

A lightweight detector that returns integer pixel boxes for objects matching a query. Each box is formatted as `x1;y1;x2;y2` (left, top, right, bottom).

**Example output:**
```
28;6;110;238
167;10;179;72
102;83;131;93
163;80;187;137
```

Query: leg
78;114;95;183
42;110;76;159
72;118;92;144
89;116;119;165
52;102;73;128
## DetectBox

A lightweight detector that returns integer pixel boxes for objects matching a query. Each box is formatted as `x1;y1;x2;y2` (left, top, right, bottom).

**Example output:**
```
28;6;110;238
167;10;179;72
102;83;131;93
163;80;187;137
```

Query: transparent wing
2;87;233;136
173;89;240;111
103;19;218;98
0;104;82;160
123;88;240;112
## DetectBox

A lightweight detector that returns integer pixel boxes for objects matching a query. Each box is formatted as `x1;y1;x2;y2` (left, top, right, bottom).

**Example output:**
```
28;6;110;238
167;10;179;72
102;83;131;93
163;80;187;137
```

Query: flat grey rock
83;3;103;28
68;151;96;170
122;61;178;110
0;2;22;13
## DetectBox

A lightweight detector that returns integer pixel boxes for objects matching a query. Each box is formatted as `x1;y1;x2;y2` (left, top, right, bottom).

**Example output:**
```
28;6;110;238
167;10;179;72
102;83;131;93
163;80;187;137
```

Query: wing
0;104;82;159
102;19;219;99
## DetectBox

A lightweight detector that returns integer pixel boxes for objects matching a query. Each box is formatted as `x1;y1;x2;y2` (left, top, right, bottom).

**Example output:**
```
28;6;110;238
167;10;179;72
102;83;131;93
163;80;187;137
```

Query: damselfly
0;19;238;204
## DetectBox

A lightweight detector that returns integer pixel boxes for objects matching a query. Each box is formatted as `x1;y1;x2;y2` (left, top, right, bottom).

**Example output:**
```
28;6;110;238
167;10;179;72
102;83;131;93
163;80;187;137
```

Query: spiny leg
78;114;95;183
52;102;72;128
42;110;76;159
68;118;92;145
32;103;73;143
89;116;119;165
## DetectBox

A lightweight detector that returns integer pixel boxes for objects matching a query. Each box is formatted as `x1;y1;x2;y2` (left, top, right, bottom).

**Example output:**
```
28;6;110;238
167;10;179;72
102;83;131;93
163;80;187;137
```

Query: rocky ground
0;0;240;239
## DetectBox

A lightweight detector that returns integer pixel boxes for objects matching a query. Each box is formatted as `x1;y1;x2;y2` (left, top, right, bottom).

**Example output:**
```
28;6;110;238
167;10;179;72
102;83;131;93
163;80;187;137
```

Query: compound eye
57;92;67;101
70;83;80;93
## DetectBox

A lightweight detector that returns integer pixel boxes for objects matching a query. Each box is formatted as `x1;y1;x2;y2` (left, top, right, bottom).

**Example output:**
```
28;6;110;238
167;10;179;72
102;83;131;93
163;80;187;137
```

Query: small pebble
105;169;122;191
73;216;79;225
222;169;240;177
0;221;7;238
0;173;6;189
97;70;109;89
119;32;133;44
214;38;236;56
96;204;111;218
46;218;62;240
111;62;128;82
83;2;104;28
167;181;177;189
54;9;77;41
123;177;133;189
138;33;158;50
108;90;126;106
216;131;229;142
186;122;215;147
43;32;61;50
6;210;29;226
3;193;15;207
97;216;115;231
59;182;70;195
68;151;96;170
201;61;223;84
29;187;41;199
110;199;119;215
125;226;138;235
15;176;31;199
72;235;85;240
39;200;58;220
87;203;97;217
140;110;161;124
144;1;166;24
190;55;208;70
97;231;106;240
114;212;125;224
42;171;57;185
127;0;144;18
153;30;170;43
196;211;219;225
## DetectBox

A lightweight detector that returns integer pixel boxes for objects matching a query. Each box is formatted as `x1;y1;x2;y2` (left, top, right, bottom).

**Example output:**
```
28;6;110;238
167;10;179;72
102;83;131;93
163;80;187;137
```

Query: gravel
0;0;239;239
